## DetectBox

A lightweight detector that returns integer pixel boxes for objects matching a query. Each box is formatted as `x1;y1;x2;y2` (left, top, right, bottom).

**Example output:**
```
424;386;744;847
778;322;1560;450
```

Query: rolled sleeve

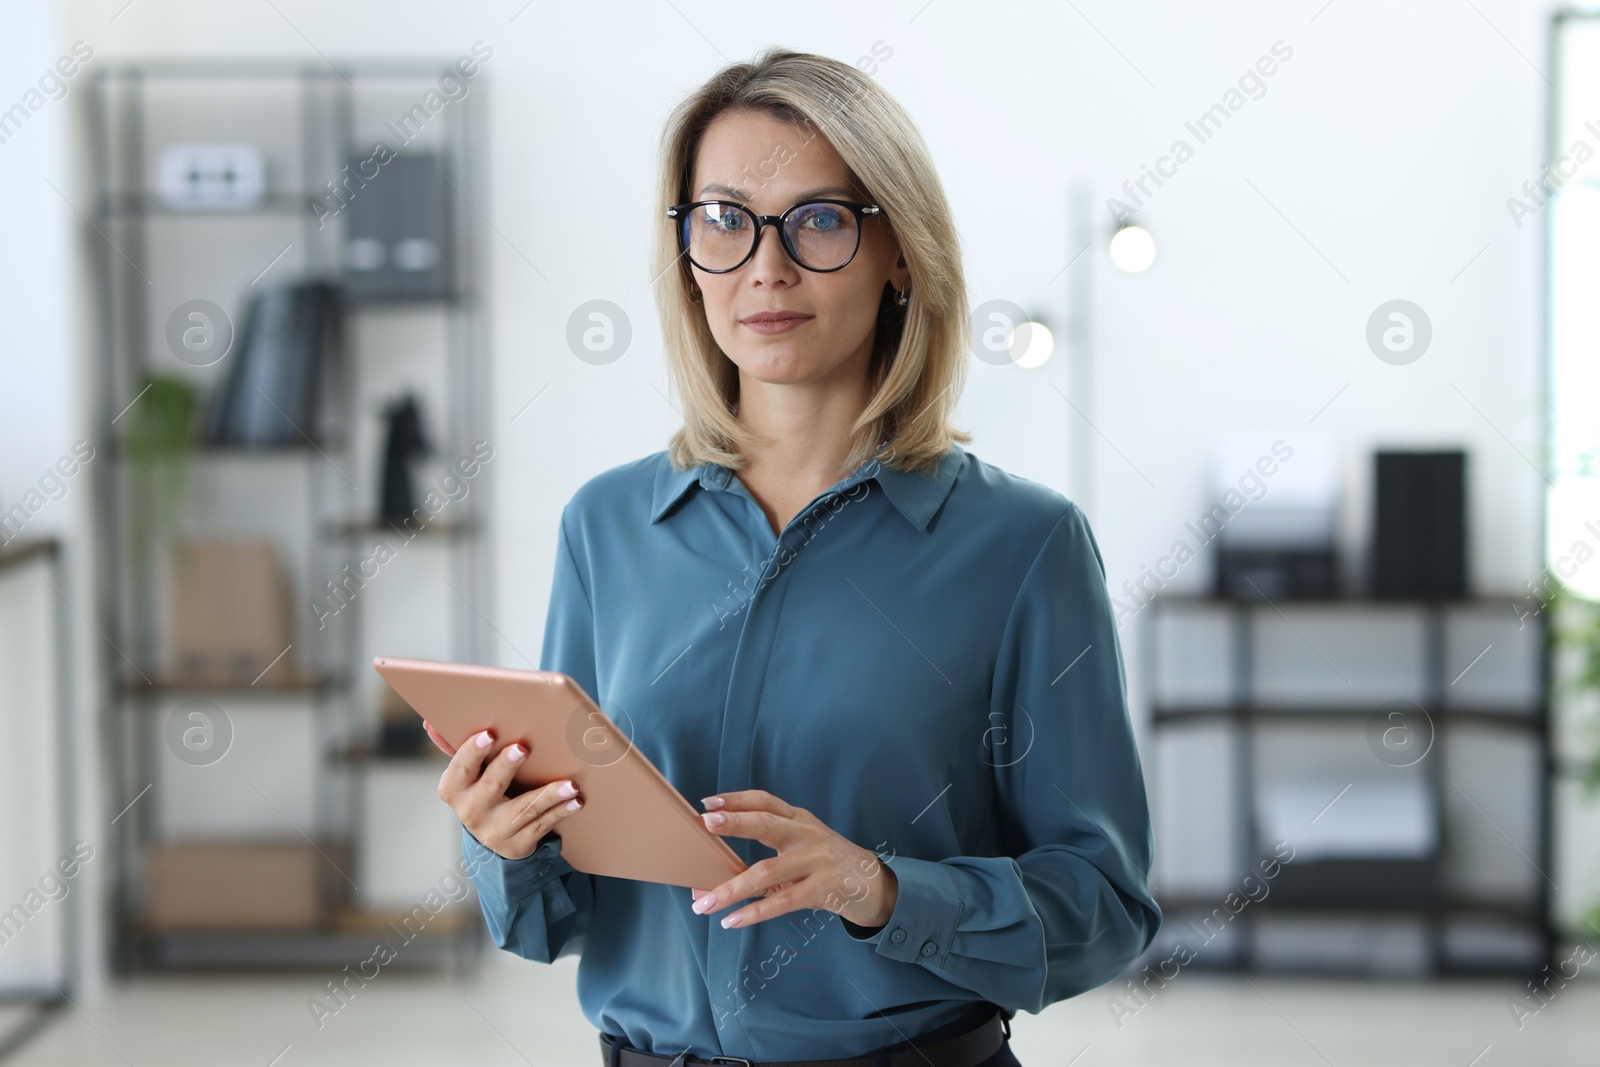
462;825;570;902
461;824;593;963
840;504;1161;1012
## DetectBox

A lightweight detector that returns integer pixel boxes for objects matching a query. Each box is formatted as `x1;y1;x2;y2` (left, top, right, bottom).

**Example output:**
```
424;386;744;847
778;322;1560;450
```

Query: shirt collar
650;442;965;532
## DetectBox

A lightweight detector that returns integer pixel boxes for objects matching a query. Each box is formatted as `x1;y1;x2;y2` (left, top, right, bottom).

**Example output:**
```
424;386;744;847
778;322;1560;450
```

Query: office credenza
1141;594;1551;977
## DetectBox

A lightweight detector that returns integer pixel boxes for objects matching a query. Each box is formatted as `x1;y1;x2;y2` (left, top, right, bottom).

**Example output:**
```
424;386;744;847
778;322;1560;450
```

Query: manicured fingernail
557;781;578;798
702;811;725;827
692;893;715;914
701;796;725;810
505;744;525;762
721;913;741;928
565;798;582;811
475;731;492;748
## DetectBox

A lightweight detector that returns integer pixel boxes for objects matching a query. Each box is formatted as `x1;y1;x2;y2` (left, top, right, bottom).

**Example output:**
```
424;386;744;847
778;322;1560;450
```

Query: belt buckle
709;1059;753;1066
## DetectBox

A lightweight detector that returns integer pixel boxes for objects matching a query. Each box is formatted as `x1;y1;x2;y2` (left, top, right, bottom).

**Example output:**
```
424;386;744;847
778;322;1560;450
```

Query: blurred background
1;1;1597;1064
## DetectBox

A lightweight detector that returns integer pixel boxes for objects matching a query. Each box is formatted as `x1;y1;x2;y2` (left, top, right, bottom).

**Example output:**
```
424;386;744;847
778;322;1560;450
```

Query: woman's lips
740;314;813;335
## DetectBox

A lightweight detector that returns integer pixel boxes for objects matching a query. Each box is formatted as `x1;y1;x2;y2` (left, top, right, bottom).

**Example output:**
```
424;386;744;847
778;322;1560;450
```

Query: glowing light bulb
1010;321;1055;368
1109;225;1156;273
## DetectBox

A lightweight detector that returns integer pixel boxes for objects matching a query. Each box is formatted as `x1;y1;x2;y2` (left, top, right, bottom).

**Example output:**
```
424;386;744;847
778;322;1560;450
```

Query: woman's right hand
432;724;584;861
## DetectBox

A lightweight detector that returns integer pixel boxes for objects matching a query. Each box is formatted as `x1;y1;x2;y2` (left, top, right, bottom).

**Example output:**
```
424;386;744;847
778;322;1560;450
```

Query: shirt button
920;940;938;957
889;928;907;944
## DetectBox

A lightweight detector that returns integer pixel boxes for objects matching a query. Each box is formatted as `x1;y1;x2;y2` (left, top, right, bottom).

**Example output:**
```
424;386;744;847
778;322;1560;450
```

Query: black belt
598;1007;1010;1067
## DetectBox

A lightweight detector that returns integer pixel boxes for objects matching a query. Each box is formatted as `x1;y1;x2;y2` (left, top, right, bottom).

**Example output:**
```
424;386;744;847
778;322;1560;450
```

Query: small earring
895;286;909;306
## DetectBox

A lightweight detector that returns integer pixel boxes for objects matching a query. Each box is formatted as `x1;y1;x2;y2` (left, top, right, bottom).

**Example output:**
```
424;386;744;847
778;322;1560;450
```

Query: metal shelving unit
85;59;491;971
1143;593;1552;978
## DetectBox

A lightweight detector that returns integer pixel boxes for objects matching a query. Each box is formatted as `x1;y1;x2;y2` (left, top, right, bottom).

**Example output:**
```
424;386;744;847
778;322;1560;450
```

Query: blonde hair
651;47;972;478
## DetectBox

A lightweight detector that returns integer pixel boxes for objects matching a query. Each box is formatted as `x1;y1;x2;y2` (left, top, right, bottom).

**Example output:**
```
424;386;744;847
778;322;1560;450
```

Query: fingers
691;856;795;917
700;789;799;820
483;778;584;860
465;740;529;816
437;728;497;806
715;878;810;929
434;726;587;861
700;806;793;849
687;790;839;929
422;720;456;757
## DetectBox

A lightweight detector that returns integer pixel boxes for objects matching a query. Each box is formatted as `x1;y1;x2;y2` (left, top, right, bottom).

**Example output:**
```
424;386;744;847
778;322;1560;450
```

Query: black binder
1371;450;1467;598
205;282;341;447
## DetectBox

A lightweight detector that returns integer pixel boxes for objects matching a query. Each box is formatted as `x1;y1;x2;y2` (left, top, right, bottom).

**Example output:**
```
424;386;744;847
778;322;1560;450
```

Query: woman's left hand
689;789;898;931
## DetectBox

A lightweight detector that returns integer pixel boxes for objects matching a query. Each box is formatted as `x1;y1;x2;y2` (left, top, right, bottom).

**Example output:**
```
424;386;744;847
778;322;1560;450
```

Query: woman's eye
795;207;841;230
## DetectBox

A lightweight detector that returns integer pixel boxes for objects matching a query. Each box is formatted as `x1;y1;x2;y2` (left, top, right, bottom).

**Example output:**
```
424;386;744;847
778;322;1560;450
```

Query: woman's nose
747;223;799;281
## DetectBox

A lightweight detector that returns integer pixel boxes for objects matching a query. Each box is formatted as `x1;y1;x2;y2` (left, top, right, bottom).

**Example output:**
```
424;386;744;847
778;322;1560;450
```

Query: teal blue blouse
461;441;1160;1060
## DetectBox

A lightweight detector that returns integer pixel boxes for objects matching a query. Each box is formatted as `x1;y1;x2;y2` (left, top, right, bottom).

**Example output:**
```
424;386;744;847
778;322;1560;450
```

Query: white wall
37;0;1572;988
0;0;110;999
55;0;1559;626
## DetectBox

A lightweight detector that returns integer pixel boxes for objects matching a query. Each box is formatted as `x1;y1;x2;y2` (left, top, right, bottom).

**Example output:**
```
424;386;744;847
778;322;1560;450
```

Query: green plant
119;373;198;560
1546;580;1600;936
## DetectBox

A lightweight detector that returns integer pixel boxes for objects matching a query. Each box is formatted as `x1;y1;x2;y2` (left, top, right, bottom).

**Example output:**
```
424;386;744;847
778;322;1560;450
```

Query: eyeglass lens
679;202;862;272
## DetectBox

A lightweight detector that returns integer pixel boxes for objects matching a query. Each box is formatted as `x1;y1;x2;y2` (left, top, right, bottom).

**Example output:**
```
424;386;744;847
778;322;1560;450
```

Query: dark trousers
973;1042;1022;1067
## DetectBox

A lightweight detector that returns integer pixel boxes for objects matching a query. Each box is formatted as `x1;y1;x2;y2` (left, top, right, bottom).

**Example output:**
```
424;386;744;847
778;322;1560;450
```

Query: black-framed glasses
667;198;883;274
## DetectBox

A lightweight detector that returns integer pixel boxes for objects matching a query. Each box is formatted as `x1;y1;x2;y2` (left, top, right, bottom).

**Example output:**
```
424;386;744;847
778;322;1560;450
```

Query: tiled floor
4;950;1596;1066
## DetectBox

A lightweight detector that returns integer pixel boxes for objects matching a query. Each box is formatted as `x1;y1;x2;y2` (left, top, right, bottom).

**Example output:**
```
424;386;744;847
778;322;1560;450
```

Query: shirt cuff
839;855;962;964
460;824;571;902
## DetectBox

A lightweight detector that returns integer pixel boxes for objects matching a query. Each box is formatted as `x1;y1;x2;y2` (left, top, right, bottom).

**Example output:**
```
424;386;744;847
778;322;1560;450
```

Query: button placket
699;462;876;1056
705;501;807;1056
715;460;876;556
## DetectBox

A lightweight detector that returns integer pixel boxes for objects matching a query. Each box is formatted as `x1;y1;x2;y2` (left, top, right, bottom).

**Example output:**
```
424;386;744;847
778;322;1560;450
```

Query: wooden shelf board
0;539;60;572
127;924;476;970
120;673;341;695
327;517;477;540
330;744;447;766
93;192;314;219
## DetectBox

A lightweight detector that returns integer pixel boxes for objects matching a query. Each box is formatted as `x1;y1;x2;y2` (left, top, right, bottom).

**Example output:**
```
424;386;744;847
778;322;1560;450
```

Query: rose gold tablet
372;654;747;888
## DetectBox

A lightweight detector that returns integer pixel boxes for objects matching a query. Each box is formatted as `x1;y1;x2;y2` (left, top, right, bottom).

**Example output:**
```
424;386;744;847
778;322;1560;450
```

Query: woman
430;47;1160;1067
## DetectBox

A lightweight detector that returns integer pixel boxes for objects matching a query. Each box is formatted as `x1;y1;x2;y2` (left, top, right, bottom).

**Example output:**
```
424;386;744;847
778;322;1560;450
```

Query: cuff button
920;940;938;956
889;928;907;944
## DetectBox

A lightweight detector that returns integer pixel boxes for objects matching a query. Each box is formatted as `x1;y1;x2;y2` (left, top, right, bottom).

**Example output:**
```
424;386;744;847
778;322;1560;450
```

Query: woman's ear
889;250;911;293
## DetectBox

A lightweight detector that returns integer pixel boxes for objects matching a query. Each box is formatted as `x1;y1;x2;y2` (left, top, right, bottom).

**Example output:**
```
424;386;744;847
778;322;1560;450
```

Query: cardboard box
144;840;350;930
169;538;295;684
